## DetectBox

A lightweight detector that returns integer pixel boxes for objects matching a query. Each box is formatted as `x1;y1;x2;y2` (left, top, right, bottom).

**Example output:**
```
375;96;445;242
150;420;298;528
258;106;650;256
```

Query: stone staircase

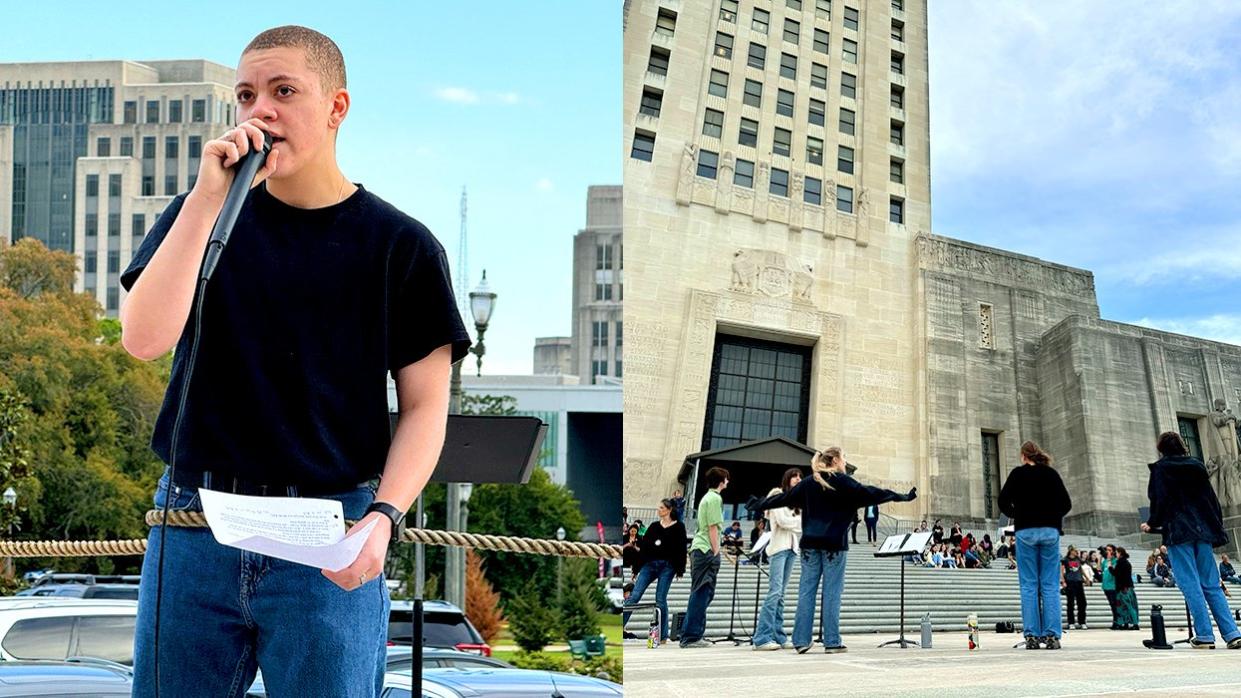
623;547;1241;639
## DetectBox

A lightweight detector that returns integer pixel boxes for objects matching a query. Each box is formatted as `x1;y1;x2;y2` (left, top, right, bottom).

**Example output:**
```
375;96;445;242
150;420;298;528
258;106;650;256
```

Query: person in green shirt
679;466;729;647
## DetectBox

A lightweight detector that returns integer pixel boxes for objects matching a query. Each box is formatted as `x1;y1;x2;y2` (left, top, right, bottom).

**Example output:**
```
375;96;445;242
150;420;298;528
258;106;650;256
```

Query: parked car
248;667;622;698
382;646;510;671
0;598;137;665
387;600;491;656
0;658;133;696
596;576;624;613
17;574;141;600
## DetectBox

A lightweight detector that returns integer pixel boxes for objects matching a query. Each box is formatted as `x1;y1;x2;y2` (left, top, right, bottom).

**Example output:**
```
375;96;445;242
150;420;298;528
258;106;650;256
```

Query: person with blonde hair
999;440;1072;649
752;447;915;653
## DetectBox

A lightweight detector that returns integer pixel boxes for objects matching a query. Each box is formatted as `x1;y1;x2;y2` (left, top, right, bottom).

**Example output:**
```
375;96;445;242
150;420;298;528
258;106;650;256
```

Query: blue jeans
624;559;676;642
679;550;720;644
131;470;390;697
752;549;796;646
1166;542;1241;644
793;549;847;648
1015;527;1062;639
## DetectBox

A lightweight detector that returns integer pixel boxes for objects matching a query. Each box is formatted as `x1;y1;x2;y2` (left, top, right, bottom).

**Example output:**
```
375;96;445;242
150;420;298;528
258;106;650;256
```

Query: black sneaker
1025;636;1041;650
1226;637;1241;650
1190;638;1215;650
1044;636;1061;649
795;645;811;654
823;645;848;654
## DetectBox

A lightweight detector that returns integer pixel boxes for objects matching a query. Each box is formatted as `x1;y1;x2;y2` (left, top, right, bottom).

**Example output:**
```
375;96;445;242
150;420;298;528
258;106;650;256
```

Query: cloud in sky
535;178;554;192
432;87;523;106
1133;314;1241;347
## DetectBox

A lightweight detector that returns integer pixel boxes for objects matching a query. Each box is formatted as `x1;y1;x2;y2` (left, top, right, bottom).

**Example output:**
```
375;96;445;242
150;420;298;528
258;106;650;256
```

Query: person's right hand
191;118;280;206
903;487;918;502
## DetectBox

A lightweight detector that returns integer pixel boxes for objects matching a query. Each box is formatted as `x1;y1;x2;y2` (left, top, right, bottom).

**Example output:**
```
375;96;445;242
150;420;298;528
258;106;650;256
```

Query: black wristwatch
365;501;406;544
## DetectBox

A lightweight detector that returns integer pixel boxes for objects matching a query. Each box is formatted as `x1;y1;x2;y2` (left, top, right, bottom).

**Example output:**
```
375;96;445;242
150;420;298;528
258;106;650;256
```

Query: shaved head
243;25;346;94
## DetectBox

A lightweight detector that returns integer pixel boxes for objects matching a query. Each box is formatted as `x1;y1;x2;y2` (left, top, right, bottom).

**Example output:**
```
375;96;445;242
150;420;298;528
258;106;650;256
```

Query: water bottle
1143;604;1172;649
648;611;660;649
920;613;932;648
967;613;979;650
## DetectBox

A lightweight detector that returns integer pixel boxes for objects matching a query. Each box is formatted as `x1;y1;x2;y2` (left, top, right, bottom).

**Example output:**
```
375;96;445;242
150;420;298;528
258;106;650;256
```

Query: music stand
708;534;758;645
876;531;933;648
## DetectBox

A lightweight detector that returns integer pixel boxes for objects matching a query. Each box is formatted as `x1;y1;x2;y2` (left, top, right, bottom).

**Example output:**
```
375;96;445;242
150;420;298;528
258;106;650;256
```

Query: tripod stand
1171;601;1194;646
708;542;757;645
876;532;932;649
878;556;918;648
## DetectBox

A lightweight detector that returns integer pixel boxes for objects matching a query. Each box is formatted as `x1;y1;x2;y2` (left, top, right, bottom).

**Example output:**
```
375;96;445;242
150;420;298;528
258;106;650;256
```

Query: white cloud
1132;315;1241;348
494;91;521;105
1094;224;1241;286
433;87;480;105
535;178;554;192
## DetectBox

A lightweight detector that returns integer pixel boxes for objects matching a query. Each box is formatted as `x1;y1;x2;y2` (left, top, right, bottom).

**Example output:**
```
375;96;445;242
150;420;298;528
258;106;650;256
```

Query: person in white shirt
751;468;803;650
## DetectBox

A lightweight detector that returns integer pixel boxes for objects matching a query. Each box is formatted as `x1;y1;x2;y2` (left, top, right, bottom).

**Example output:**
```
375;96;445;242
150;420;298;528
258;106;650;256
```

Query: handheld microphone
199;131;272;281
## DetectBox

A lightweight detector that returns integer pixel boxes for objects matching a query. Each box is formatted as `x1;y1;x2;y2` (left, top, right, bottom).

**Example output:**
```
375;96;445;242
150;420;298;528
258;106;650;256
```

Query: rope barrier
0;511;622;559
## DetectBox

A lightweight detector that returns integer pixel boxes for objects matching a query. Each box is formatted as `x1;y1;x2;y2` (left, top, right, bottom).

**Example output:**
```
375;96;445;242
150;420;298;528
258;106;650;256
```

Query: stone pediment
729;247;814;301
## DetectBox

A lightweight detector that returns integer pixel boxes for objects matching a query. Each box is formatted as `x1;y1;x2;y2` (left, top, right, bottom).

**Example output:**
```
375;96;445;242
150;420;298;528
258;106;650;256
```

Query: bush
508;652;622;685
464;549;504;644
506;591;560;652
559;560;601;641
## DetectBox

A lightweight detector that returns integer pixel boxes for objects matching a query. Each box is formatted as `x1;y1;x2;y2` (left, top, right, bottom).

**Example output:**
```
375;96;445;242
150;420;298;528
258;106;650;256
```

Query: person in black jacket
1140;431;1241;649
622;498;688;644
753;446;915;654
998;440;1072;650
1112;547;1140;630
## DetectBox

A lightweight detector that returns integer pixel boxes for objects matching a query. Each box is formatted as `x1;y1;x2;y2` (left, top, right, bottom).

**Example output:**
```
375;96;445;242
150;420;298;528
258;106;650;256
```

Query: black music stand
876;531;933;648
388;413;546;691
709;537;756;645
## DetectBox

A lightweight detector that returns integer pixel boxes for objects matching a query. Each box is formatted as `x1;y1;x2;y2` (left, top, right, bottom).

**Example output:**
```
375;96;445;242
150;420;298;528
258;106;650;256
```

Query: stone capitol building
622;0;1241;547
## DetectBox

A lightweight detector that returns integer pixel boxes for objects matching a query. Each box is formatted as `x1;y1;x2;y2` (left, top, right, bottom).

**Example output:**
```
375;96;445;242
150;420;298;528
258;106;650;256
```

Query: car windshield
388;611;478;645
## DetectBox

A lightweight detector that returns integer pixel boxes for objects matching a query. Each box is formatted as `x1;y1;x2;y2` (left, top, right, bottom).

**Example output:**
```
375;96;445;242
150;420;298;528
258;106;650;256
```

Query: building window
715;31;734;59
595;282;613;301
843;38;858;64
146;100;159;123
817;0;832;19
891;120;904;145
892;19;904;41
892;0;904;11
108;214;120;238
891;51;905;75
982;432;1001;518
805;176;822;205
188;136;202;158
132;213;146;237
107;250;120;273
979;303;995;349
617;322;623;347
739;117;759;147
192;99;206;122
142;136;156;159
107;287;118;312
770;167;789;197
889;196;904;224
108;174;121;197
891;84;904;109
120;137;133;157
85;251;97;274
123;101;136;123
703;335;812;450
890;158;904;183
811;62;828;89
703;108;724;138
592;321;608;347
169;100;182;123
836;184;854;213
734;159;755;188
776;89;795;117
648;46;670;76
591;360;608;382
807;136;824;165
165;175;178;196
773;127;791;157
839;108;855;135
743;79;763;107
1178;417;1204;460
787;0;803;11
596;244;613;271
656;7;677;35
779;53;797;80
752;8;770;33
841;72;857;99
85;175;99;197
639;88;663;117
748;42;766;69
631;130;655;161
709;69;729;97
697;149;719;179
85;214;98;237
837;145;854;174
844;6;859;31
784;19;801;44
721;0;738;22
809;98;825;126
142;176;154;196
813;29;829;54
96;137;111;157
165;136;179;159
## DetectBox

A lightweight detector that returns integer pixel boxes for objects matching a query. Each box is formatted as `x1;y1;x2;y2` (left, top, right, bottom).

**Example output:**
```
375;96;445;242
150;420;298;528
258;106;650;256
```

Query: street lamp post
3;487;16;580
556;525;566;604
445;272;497;610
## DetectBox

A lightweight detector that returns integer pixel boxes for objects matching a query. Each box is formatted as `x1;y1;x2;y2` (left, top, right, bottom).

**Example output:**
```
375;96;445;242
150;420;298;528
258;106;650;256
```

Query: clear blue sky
929;1;1241;345
5;1;621;374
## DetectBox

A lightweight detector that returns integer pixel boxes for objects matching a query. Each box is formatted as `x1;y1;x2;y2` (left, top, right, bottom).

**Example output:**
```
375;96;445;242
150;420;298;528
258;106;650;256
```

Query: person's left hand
1140;523;1151;533
322;511;392;591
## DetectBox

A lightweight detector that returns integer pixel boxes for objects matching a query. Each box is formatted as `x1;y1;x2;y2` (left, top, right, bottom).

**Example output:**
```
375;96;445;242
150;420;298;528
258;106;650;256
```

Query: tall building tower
571;185;624;384
0;59;236;315
623;0;932;508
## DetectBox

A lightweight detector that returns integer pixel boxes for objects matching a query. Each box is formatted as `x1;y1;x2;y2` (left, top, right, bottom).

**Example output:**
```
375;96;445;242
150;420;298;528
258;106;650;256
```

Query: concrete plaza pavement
623;630;1241;697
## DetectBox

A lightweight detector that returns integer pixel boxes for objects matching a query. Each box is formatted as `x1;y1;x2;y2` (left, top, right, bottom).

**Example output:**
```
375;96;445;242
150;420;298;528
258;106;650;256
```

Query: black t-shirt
120;183;471;491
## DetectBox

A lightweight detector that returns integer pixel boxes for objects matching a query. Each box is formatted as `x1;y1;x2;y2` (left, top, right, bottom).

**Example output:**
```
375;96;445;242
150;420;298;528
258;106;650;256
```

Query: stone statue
731;250;758;293
1206;399;1241;507
856;188;870;217
792;262;814;301
1210;399;1240;463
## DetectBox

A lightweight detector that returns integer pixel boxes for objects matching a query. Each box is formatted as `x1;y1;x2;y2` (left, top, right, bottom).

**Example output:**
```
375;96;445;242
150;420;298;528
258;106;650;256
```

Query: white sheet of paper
878;530;933;555
749;531;772;554
198;489;378;572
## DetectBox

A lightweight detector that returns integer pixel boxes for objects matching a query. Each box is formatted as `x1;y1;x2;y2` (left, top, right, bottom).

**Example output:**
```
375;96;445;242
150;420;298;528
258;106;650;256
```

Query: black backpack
995;621;1015;633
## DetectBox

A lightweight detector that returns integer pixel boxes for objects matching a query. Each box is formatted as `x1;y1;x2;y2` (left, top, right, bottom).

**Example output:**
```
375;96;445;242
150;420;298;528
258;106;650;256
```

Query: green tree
558;558;603;641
